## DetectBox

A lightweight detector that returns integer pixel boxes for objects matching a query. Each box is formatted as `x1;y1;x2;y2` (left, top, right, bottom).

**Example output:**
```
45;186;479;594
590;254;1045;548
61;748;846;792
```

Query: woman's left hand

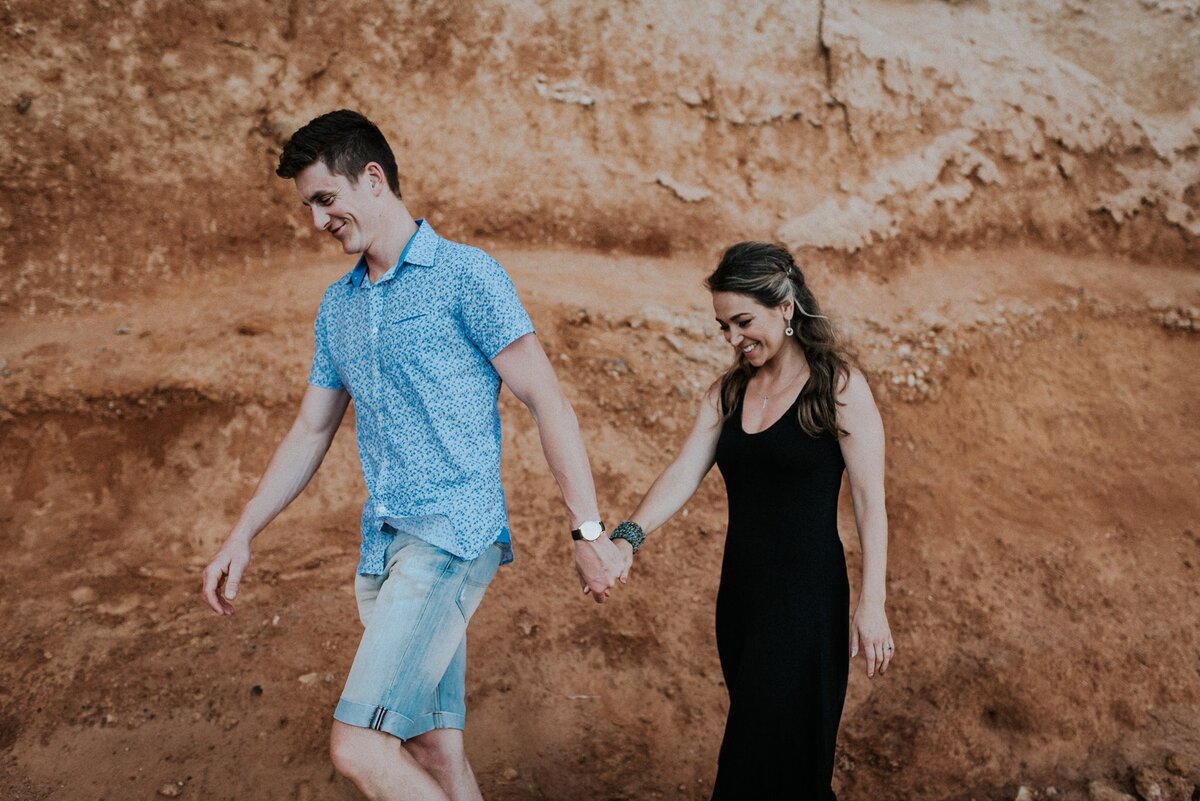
851;601;894;678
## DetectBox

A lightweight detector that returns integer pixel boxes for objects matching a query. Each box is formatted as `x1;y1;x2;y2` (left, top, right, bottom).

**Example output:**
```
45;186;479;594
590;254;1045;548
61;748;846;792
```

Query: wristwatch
570;520;606;542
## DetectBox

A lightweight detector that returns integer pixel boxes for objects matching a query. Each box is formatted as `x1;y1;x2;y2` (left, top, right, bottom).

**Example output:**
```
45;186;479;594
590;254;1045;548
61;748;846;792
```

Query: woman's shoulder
700;376;727;415
835;365;874;403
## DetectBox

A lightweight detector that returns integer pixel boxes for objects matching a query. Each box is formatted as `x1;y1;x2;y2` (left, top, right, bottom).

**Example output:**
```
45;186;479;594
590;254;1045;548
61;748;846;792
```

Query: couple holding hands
201;110;893;801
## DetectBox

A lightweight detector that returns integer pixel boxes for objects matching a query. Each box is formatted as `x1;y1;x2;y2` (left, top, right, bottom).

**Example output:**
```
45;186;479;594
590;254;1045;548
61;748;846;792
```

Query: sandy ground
2;0;1200;799
1;242;1198;800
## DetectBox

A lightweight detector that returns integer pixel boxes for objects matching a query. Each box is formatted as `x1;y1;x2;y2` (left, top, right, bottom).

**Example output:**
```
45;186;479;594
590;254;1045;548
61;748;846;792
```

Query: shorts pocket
453;546;500;619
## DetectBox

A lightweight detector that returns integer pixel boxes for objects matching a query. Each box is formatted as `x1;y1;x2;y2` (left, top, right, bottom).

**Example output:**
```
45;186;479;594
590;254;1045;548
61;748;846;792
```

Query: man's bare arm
202;384;351;615
491;333;624;602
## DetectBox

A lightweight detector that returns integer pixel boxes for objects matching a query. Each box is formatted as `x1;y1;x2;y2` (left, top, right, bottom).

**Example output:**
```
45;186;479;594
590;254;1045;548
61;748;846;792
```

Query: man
201;109;625;801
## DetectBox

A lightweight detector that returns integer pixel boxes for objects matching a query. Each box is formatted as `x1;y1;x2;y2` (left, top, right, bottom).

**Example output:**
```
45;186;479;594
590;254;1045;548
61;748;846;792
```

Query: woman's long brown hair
705;242;852;438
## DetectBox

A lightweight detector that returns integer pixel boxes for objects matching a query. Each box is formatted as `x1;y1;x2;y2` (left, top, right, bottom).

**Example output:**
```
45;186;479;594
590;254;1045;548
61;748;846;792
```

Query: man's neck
364;205;419;282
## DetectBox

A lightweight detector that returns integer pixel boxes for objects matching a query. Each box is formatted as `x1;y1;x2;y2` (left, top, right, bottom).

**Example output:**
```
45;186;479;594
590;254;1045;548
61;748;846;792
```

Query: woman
609;242;894;799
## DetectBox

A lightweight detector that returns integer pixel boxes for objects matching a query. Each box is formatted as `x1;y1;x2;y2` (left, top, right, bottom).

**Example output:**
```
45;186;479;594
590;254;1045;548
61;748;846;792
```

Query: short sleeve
308;297;344;389
457;254;535;359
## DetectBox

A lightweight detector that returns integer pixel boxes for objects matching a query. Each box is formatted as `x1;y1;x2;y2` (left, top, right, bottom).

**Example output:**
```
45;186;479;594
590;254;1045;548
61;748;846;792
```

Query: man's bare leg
405;728;483;801
330;721;450;801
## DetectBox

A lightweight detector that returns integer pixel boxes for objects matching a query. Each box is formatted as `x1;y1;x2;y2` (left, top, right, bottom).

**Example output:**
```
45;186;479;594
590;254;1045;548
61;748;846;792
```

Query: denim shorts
333;524;501;741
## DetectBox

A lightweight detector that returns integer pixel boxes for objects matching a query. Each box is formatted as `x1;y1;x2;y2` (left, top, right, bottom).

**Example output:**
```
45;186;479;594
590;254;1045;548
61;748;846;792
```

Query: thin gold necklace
755;368;808;409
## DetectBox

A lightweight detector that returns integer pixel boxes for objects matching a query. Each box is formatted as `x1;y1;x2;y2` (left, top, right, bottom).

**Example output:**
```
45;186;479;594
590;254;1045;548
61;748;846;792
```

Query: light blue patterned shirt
308;220;534;575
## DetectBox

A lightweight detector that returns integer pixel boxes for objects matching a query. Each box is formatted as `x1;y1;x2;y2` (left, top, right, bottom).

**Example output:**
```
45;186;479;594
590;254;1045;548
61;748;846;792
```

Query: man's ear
363;161;387;195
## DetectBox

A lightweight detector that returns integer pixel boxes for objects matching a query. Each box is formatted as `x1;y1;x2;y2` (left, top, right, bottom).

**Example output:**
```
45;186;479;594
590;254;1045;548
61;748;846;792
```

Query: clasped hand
573;535;629;603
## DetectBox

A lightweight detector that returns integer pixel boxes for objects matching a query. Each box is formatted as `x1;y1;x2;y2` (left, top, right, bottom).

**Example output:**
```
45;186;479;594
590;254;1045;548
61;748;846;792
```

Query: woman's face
712;291;794;367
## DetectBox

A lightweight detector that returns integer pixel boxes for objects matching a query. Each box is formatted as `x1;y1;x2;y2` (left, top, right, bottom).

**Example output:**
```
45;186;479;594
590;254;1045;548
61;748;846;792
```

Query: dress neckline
739;376;810;436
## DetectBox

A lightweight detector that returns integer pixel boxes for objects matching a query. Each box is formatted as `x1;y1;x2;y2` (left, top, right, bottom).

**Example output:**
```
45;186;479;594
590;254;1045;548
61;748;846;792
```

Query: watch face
578;521;603;541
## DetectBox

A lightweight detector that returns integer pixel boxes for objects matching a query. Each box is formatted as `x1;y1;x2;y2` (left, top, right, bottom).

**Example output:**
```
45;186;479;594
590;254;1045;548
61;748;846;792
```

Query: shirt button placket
366;287;382;496
373;286;388;494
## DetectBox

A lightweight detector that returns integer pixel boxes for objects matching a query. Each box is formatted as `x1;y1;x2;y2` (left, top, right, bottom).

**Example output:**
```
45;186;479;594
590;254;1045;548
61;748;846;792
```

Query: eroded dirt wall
2;0;1198;313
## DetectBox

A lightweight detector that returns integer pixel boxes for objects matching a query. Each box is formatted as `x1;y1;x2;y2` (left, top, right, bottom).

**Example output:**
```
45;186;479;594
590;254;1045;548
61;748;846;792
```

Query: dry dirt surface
2;1;1199;800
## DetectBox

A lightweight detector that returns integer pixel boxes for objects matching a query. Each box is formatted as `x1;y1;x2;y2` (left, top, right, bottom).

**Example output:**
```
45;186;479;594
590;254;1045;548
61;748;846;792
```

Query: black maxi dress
710;389;850;800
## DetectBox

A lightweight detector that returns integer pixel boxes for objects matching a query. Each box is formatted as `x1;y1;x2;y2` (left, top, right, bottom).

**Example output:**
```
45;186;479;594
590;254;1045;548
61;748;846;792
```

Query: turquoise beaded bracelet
610;520;646;554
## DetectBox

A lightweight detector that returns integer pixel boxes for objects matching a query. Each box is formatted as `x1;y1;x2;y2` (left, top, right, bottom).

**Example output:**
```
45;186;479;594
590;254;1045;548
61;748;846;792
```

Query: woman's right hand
613;537;634;584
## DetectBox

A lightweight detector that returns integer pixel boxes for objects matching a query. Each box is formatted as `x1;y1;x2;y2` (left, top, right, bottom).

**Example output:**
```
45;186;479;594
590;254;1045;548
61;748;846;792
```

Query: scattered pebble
1087;780;1135;801
157;783;182;797
298;672;319;685
1157;306;1199;332
1165;752;1193;776
501;767;520;781
70;586;98;605
250;685;263;696
1015;786;1034;801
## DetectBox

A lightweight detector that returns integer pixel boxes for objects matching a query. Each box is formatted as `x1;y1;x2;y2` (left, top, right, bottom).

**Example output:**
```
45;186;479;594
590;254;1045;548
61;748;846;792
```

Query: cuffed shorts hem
333;698;465;741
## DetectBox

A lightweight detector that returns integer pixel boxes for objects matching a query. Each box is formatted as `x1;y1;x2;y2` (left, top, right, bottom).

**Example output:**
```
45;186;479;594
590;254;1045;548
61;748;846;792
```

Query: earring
785;321;794;337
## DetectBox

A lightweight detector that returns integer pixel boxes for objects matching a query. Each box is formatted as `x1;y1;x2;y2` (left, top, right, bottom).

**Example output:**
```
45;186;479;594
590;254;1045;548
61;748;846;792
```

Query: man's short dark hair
276;109;401;197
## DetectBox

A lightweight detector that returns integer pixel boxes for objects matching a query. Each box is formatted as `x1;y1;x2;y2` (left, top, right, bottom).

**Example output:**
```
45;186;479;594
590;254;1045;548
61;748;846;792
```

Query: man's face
294;160;380;255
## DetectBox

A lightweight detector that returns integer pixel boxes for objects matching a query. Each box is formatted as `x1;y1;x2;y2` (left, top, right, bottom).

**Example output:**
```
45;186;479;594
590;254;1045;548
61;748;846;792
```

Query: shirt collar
346;219;438;288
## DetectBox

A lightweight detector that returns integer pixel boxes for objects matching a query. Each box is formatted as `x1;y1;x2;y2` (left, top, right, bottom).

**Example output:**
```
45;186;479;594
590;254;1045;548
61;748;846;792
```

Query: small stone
298;672;319;685
250;685;263;696
501;767;519;781
1147;298;1171;312
16;95;32;114
1088;780;1135;801
677;86;703;106
1134;765;1195;801
1015;786;1034;801
158;783;182;797
115;326;131;335
1165;752;1193;776
1133;768;1164;801
70;586;98;605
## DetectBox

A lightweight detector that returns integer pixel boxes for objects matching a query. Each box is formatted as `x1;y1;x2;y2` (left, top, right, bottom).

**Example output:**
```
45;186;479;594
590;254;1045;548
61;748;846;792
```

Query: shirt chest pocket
380;310;459;364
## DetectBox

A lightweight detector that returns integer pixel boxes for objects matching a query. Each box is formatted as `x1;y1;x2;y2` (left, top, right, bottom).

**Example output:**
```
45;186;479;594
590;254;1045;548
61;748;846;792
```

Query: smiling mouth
742;343;758;355
330;222;346;237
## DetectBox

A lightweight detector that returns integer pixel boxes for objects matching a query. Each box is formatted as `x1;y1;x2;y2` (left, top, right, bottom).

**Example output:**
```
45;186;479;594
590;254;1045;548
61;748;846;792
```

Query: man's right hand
202;536;252;616
574;535;625;603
